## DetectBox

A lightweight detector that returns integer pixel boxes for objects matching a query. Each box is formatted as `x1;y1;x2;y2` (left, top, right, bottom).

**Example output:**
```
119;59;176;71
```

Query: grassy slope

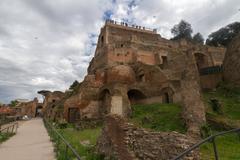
203;85;240;121
200;84;240;159
130;103;186;133
57;127;102;160
200;133;240;160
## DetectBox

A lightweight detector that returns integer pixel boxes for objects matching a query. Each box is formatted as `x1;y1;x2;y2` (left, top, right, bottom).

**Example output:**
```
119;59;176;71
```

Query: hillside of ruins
0;2;240;159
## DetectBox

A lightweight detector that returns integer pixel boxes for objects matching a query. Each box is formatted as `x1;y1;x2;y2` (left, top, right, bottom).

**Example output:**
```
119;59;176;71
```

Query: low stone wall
97;115;198;160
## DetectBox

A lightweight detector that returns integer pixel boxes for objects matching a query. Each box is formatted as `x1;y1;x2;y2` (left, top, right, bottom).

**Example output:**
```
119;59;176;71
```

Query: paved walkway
0;118;55;160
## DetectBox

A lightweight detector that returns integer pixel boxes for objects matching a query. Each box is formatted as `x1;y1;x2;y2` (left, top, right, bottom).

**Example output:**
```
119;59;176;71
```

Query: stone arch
127;89;147;105
99;89;111;115
194;52;209;70
35;105;43;117
160;87;174;103
68;107;80;123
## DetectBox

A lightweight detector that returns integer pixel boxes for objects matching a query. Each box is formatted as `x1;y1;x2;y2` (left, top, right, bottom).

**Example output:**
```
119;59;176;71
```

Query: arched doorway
127;89;146;105
99;89;111;115
68;107;80;123
194;53;209;70
161;87;174;103
35;105;43;117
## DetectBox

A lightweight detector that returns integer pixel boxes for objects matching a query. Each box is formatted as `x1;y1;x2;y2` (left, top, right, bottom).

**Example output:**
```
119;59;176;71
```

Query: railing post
7;127;9;133
56;135;59;154
65;145;69;160
212;137;219;160
16;123;18;133
11;125;14;133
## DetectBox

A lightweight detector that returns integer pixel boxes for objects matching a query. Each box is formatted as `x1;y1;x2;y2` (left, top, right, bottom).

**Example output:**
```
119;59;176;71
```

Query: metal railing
173;128;240;160
199;65;223;75
0;122;18;134
43;118;81;160
105;19;158;33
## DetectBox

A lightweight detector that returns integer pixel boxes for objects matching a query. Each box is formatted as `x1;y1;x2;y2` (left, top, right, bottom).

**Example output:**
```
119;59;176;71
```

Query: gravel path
0;118;55;160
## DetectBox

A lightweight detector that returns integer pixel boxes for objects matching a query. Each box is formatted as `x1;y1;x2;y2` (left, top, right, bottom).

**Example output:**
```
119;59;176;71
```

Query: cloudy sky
0;0;239;103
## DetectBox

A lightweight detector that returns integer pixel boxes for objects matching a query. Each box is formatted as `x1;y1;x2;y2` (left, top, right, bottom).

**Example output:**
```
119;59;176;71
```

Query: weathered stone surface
16;97;42;117
40;20;226;136
38;90;65;120
97;115;198;160
223;34;240;86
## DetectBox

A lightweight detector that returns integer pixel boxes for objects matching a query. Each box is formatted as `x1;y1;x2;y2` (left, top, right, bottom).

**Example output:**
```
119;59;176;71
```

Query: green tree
10;100;17;107
206;22;240;47
171;20;193;40
193;32;204;44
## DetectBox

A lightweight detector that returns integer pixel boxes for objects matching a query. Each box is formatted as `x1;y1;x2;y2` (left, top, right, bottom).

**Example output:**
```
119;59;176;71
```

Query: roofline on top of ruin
105;19;159;35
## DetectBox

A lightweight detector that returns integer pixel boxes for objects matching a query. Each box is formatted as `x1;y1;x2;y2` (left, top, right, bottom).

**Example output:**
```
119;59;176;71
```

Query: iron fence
173;128;240;160
199;65;223;75
0;122;18;134
43;118;81;160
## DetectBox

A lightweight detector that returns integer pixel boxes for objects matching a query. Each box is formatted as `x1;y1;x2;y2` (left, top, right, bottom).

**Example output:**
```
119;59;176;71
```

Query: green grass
0;132;15;143
200;133;240;160
200;84;240;159
203;84;240;121
130;103;186;133
55;126;103;160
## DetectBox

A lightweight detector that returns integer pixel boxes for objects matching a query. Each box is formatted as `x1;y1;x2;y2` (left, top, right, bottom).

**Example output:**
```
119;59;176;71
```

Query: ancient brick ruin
97;115;198;160
14;98;43;118
37;20;227;159
58;20;224;133
223;34;240;86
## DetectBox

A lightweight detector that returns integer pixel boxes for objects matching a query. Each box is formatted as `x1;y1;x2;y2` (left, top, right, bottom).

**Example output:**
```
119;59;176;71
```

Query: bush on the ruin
200;123;212;138
57;119;68;129
209;98;223;114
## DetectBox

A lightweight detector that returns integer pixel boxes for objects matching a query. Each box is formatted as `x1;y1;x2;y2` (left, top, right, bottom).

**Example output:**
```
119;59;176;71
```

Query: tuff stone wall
165;48;206;135
223;34;240;86
17;98;40;117
200;73;223;90
38;90;65;119
57;21;225;135
97;115;198;160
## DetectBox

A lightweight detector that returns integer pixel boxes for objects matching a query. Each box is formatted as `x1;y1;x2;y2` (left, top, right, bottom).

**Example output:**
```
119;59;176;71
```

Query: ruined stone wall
223;34;240;86
62;21;224;129
200;73;223;90
208;47;226;65
165;48;206;135
18;98;38;117
97;115;198;160
64;77;103;121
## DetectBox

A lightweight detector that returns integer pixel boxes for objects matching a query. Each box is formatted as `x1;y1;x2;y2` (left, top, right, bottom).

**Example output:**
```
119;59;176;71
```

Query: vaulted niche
160;56;168;69
99;89;111;115
194;53;209;70
68;108;80;123
127;89;146;105
161;87;174;104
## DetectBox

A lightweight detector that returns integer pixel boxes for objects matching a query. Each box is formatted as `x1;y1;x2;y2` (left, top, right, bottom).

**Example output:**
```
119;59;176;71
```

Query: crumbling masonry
61;20;225;134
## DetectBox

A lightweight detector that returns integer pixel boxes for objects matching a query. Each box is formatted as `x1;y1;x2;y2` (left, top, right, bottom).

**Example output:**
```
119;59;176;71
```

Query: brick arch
193;52;209;70
127;89;147;105
160;87;174;103
99;89;111;116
